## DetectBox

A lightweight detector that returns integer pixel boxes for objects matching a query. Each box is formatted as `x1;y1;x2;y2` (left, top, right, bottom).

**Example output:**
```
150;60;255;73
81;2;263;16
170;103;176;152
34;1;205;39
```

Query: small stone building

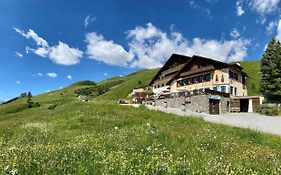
230;96;261;113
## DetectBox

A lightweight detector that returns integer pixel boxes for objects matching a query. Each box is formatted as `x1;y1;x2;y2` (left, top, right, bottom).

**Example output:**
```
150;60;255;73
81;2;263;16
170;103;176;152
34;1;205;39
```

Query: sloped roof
148;54;191;85
150;54;248;86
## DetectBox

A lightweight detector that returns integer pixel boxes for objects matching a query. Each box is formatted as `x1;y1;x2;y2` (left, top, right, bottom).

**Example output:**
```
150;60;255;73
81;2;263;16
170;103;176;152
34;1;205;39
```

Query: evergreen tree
27;92;33;107
261;37;281;102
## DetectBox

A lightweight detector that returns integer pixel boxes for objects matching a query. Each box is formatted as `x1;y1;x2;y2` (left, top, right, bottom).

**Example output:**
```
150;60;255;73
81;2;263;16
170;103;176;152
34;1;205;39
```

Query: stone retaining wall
146;94;230;114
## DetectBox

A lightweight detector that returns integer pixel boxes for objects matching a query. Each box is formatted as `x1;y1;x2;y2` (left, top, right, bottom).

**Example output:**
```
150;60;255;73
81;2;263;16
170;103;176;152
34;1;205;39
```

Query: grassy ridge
239;60;261;96
96;68;159;100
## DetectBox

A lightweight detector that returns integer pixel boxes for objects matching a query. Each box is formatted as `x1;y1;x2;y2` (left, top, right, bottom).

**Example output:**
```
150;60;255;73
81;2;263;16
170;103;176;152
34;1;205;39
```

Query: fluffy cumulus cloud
47;72;58;78
49;42;83;65
14;27;83;66
84;23;250;68
236;0;245;16
125;23;250;68
277;19;281;41
85;32;134;66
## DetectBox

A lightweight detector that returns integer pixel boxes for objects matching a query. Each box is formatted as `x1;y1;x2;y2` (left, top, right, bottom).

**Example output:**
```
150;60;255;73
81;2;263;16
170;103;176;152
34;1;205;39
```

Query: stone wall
219;96;229;114
147;94;230;114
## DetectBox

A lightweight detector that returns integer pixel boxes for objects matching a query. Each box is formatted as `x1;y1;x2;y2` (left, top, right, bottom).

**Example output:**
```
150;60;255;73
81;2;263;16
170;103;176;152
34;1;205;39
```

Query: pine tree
261;37;281;102
27;92;33;107
271;41;281;100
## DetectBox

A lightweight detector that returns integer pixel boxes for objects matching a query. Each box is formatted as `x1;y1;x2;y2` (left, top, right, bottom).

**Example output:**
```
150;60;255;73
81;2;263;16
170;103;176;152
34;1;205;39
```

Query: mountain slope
239;60;261;96
1;63;281;174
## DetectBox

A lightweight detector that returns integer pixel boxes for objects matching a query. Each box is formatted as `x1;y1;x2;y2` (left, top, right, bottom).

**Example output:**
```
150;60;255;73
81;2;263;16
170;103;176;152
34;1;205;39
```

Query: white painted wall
152;86;170;94
248;99;253;112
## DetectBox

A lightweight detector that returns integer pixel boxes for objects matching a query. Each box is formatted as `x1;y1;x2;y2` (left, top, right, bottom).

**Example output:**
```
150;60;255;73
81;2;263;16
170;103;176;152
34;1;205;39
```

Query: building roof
148;54;191;85
150;54;248;86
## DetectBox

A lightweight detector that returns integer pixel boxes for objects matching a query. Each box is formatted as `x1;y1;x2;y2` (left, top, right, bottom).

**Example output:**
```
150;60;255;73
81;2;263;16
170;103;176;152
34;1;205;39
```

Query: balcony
180;65;215;77
154;74;174;84
161;64;184;76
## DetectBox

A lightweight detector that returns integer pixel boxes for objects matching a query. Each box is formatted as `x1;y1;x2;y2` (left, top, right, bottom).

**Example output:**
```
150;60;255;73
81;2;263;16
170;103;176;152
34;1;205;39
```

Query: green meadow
2;61;281;174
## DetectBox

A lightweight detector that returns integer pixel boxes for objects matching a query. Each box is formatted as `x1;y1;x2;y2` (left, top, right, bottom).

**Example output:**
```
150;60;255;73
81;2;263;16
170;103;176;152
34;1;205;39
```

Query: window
234;73;238;80
234;87;237;96
215;74;219;82
205;74;211;81
157;85;160;88
199;76;204;83
230;86;233;95
192;77;198;83
162;84;165;87
242;75;246;84
229;71;234;79
230;70;238;80
221;86;226;92
213;86;217;91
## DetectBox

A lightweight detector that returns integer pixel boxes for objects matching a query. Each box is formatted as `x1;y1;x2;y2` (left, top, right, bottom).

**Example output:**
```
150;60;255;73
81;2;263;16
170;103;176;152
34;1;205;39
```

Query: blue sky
1;0;281;101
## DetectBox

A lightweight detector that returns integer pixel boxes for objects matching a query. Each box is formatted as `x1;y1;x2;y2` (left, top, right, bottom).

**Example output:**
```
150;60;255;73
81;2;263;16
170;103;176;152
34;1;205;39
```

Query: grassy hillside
239;60;261;96
1;65;279;174
96;68;159;101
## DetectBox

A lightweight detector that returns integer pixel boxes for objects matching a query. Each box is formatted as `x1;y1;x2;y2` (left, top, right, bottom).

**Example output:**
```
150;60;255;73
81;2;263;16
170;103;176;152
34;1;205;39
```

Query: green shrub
258;106;279;116
75;80;96;86
74;80;124;97
48;104;57;110
265;107;279;116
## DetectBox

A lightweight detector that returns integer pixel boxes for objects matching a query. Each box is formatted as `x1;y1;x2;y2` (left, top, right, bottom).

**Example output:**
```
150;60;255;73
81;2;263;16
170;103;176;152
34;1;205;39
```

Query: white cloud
236;0;245;16
230;28;240;39
85;32;134;66
67;75;72;79
276;19;281;41
188;1;212;19
84;15;96;28
14;27;48;47
205;0;218;4
47;72;57;78
59;86;63;89
249;0;280;15
14;27;83;66
15;51;23;58
16;81;21;84
49;42;83;65
126;23;250;68
104;72;108;76
38;73;43;77
267;21;278;34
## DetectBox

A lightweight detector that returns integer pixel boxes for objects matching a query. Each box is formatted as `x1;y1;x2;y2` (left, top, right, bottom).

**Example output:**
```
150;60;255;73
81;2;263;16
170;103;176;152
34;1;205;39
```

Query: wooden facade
150;54;248;97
